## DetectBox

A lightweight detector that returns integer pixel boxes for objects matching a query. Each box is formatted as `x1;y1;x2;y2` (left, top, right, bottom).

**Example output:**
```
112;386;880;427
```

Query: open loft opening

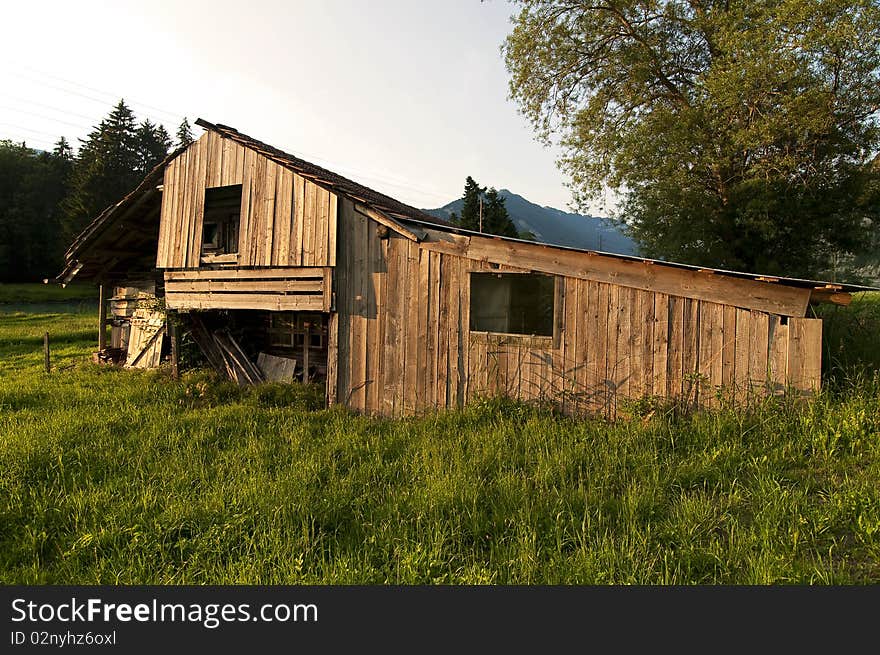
201;184;242;260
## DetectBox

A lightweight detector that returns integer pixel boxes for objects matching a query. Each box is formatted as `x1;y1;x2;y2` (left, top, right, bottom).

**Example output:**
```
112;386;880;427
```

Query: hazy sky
0;0;601;212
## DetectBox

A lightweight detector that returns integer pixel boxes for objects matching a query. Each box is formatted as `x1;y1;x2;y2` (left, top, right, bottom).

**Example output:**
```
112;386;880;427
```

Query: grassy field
0;282;98;304
1;288;878;584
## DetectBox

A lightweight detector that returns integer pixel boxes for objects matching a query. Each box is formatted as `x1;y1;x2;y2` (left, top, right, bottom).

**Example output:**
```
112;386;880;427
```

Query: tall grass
1;295;878;584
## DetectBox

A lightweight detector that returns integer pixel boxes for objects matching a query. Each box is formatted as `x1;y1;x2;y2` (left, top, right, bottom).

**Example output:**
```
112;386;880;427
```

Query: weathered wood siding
164;267;331;311
335;202;823;417
157;131;338;269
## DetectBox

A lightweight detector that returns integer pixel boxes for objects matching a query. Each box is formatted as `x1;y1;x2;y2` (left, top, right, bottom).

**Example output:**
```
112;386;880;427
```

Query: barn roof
58;118;878;299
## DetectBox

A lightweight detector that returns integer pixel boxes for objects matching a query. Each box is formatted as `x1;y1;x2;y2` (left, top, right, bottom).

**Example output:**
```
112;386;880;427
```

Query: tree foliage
176;118;194;147
61;100;172;242
1;100;175;281
0;141;70;281
504;0;880;276
451;175;520;237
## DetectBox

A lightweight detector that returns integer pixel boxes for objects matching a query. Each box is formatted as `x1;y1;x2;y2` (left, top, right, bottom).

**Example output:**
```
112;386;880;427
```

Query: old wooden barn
57;119;873;417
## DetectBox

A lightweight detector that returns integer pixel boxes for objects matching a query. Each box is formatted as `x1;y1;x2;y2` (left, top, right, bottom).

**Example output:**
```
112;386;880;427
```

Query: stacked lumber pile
189;316;264;385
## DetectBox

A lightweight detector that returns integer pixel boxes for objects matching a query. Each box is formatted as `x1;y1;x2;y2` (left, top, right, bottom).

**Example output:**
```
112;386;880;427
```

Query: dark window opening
469;272;555;336
202;185;242;255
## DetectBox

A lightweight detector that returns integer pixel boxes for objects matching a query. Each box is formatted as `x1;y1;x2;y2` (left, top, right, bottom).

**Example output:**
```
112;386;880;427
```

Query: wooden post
303;323;310;383
169;317;180;380
43;332;50;373
98;284;107;351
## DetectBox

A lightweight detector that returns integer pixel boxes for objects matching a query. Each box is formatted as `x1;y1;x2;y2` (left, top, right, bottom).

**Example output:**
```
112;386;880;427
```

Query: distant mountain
423;189;639;256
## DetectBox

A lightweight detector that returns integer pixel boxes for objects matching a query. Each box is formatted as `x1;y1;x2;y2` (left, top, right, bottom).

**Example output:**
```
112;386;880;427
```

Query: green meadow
1;289;878;584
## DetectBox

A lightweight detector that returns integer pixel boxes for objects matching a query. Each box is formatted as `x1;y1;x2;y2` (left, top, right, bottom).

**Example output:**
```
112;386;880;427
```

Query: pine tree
483;187;518;238
176;118;194;147
452;176;519;237
135;119;171;174
454;176;486;231
53;136;73;161
62;99;141;240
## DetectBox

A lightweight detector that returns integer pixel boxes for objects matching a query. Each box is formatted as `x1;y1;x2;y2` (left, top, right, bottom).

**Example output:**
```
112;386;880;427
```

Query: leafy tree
176;118;194;147
503;0;880;277
451;176;520;237
0;141;70;281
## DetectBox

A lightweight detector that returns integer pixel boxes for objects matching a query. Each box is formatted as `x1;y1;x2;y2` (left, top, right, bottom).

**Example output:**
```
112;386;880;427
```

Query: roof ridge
194;118;451;228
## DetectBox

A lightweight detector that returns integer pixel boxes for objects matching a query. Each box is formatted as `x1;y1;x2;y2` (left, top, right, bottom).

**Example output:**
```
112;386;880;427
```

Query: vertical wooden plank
416;248;430;411
274;167;292;266
353;208;369;412
220;136;234;186
188;136;209;267
171;149;190;269
560;277;576;413
652;293;669;400
238;148;256;266
629;289;645;400
698;302;723;405
292;174;305;267
446;255;462;407
437;254;449;408
367;226;385;414
265;160;280;267
708;303;724;401
328;192;338;267
156;163;174;268
666;295;684;400
336;199;351;407
302;181;316;267
721;305;737;397
184;138;201;267
428;251;441;407
98;285;107;350
768;316;789;395
678;298;699;406
252;155;267;266
326;312;339;406
605;284;620;416
576;280;592;413
592;282;610;413
458;256;470;406
734;308;751;403
748;311;770;391
767;316;788;394
313;186;327;267
205;131;222;187
788;318;822;394
403;241;420;414
640;289;654;399
362;223;378;413
334;202;350;407
382;235;402;414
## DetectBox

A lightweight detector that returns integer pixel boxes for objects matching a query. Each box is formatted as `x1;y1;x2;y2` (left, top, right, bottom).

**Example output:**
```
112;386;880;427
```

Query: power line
16;65;187;123
0;105;92;130
0;122;71;141
3;94;105;122
2;70;186;132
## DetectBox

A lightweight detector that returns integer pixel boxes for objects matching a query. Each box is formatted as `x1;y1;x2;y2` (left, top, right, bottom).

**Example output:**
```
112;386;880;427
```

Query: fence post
98;284;107;351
